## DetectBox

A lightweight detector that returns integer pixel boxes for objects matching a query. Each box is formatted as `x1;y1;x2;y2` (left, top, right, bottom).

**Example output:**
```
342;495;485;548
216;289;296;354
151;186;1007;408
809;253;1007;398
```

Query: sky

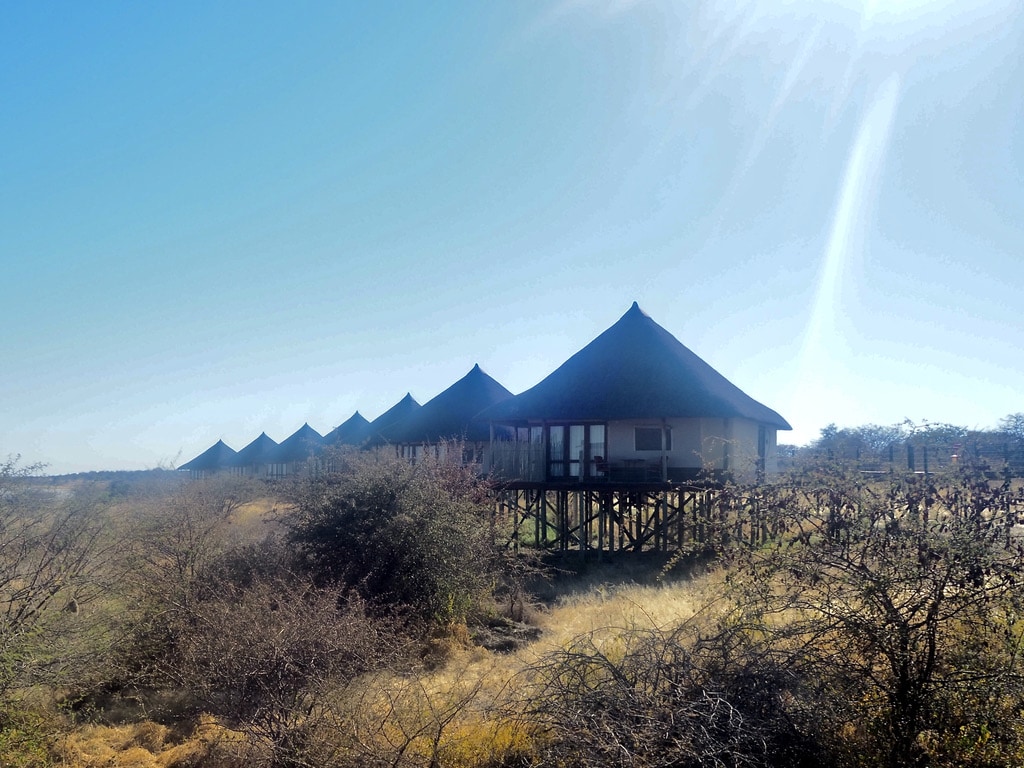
2;0;1022;474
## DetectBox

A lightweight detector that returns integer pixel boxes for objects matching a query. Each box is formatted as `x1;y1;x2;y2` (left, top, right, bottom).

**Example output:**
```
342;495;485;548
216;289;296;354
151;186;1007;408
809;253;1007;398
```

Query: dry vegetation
3;442;1024;768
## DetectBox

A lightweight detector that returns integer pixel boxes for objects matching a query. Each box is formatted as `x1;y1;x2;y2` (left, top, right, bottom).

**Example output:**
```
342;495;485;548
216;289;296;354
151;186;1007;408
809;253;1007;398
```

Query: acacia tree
131;473;258;608
725;467;1024;767
0;457;112;695
999;413;1024;442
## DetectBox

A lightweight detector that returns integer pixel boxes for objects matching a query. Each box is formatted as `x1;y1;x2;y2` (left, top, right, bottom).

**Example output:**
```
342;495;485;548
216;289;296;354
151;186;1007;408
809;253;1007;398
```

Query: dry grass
534;567;725;647
43;517;730;768
224;497;287;543
49;566;723;768
56;716;254;768
337;566;725;766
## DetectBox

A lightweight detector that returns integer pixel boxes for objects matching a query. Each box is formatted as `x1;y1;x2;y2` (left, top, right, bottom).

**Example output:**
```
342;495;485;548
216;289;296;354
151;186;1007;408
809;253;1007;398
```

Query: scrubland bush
717;464;1024;767
130;474;262;606
524;620;816;768
285;448;508;627
512;463;1024;768
9;448;1024;768
163;578;407;766
0;458;121;695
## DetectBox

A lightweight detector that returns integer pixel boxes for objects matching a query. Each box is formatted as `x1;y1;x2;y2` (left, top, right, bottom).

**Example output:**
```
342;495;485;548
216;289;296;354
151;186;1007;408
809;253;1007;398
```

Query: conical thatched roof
270;423;324;463
230;432;278;467
380;364;513;444
483;302;791;429
367;393;421;443
324;411;372;446
178;439;237;471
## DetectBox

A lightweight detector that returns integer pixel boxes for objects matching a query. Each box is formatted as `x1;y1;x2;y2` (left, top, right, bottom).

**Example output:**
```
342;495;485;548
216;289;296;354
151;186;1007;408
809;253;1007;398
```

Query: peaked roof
324;411;372;446
380;364;514;444
230;431;279;467
367;393;421;442
270;423;324;463
483;302;791;429
178;439;237;471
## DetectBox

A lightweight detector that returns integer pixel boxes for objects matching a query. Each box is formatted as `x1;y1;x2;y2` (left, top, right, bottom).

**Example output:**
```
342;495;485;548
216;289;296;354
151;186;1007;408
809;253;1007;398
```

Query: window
549;425;565;477
635;426;671;451
569;425;585;477
547;424;607;479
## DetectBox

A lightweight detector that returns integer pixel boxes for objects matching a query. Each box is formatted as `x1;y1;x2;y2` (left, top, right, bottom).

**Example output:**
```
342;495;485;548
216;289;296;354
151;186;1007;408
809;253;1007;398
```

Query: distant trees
998;413;1024;443
815;422;907;456
802;416;1024;475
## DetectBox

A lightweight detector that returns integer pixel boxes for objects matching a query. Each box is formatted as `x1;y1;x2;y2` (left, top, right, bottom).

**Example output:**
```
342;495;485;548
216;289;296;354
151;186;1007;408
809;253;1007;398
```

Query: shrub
523;619;818;768
0;457;115;696
720;464;1024;768
286;448;503;626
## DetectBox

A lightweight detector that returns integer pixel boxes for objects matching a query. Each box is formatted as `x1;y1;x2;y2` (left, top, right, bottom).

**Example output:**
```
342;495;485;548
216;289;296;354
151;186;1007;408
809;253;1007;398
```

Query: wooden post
532;490;540;547
510;495;519;553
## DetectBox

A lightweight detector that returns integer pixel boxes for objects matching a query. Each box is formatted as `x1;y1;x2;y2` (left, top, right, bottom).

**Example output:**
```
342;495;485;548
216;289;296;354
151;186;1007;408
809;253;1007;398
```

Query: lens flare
790;73;901;433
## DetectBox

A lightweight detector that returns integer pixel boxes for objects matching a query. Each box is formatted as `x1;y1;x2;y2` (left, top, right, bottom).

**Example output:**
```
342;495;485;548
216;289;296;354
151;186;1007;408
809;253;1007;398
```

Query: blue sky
2;0;1022;474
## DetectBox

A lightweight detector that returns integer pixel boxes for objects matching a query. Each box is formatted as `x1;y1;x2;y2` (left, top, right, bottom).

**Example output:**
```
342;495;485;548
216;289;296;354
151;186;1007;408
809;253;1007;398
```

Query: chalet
323;411;372;446
267;422;324;477
484;302;791;484
378;364;513;464
178;439;237;479
230;431;279;477
366;393;421;445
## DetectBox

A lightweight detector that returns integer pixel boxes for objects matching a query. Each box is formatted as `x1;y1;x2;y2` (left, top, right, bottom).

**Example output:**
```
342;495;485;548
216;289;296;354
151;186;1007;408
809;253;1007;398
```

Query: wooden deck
493;480;772;555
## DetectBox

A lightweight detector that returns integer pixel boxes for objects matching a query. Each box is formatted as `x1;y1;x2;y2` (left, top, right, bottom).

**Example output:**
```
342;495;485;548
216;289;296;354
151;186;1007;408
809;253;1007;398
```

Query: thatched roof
324;411;372;446
367;393;421;443
230;432;278;467
380;364;513;445
270;423;324;463
370;397;417;434
483;302;791;429
178;439;237;471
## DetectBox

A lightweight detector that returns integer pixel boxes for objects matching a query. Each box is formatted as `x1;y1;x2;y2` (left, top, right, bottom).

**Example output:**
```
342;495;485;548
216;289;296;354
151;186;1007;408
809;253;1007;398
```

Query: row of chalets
178;302;791;483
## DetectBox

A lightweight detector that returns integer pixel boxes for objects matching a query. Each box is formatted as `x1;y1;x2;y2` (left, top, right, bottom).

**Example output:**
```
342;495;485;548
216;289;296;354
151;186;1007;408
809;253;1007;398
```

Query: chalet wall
606;419;701;467
727;418;760;481
605;417;777;481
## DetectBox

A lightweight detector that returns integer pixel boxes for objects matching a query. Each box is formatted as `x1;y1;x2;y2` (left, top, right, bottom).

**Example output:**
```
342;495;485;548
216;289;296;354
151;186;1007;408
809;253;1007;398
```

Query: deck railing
489;443;546;482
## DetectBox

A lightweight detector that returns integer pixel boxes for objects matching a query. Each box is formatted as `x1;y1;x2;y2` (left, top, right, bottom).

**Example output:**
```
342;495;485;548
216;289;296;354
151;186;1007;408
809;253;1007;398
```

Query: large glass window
548;424;606;479
568;425;585;477
549;426;565;477
588;424;606;477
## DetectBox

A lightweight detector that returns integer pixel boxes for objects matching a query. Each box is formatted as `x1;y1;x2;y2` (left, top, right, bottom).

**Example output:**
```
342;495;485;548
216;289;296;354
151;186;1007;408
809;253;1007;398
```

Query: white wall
606;417;779;479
